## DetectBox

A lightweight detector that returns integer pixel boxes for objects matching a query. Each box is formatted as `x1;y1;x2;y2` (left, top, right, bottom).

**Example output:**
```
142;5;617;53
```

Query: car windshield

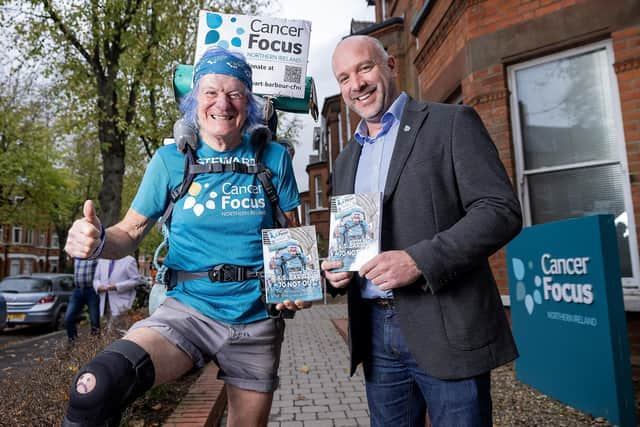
0;278;51;293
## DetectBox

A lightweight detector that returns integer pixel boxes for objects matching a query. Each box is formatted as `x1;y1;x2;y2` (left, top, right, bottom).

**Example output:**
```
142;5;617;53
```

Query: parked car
0;273;75;330
0;293;7;330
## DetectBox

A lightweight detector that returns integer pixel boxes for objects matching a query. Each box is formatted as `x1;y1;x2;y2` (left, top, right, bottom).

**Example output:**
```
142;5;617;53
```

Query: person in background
62;47;307;427
322;35;522;427
93;255;140;323
65;258;100;346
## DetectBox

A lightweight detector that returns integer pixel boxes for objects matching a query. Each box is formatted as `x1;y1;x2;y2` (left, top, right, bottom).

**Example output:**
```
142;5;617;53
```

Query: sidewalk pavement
164;303;371;427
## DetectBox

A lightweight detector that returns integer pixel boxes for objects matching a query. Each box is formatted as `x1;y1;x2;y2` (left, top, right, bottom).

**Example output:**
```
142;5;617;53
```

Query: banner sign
507;215;636;426
195;10;311;99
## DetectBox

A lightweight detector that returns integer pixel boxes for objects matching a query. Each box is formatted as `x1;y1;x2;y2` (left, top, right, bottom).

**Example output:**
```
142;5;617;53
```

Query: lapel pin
403;125;411;132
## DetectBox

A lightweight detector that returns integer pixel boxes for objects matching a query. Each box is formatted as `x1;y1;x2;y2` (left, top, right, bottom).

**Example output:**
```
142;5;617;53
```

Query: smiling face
196;74;248;149
332;36;398;132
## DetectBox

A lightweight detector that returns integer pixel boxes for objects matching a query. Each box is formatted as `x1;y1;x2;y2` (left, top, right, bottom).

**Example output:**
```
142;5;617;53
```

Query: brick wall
163;363;226;427
467;0;582;39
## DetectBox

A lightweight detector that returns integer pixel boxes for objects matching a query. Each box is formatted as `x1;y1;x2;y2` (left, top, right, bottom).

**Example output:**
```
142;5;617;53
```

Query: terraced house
0;224;62;278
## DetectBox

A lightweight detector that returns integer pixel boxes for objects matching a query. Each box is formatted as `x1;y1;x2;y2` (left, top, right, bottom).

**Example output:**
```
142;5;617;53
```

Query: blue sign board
507;215;636;426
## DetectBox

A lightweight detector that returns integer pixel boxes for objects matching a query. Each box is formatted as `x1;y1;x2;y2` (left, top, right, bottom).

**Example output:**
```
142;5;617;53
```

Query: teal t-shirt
132;134;300;324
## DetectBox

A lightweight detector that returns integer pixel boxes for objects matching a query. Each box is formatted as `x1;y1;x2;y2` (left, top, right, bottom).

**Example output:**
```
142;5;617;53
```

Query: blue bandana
193;48;253;91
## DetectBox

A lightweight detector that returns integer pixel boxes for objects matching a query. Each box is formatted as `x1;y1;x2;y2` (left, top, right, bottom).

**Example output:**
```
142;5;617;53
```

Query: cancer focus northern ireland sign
507;215;636;426
195;10;311;99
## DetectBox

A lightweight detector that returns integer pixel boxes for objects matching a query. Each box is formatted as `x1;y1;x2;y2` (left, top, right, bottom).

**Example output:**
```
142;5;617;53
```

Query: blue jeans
363;302;492;427
65;287;100;339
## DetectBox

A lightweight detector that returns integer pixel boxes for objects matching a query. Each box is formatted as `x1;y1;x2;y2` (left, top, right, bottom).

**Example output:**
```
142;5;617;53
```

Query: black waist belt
367;298;395;309
175;264;260;283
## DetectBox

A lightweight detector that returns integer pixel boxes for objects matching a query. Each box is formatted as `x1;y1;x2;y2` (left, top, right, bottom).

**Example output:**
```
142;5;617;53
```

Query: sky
266;0;376;192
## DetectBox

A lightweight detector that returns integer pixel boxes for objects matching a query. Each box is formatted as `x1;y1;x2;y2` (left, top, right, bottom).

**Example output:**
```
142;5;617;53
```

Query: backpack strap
256;167;288;228
156;145;198;231
253;127;289;229
189;162;264;174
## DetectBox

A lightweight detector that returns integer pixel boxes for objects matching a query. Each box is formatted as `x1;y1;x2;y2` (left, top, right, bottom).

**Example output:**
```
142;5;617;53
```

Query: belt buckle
209;265;238;282
376;298;394;309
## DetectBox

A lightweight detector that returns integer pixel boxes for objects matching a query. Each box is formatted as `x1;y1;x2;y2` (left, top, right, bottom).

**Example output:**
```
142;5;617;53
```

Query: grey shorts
129;297;285;392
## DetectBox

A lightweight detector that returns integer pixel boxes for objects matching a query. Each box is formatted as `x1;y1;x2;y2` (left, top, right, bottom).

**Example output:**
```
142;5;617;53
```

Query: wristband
85;224;106;260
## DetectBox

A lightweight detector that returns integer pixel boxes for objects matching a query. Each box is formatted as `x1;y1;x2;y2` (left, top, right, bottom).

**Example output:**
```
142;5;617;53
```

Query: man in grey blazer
322;35;522;427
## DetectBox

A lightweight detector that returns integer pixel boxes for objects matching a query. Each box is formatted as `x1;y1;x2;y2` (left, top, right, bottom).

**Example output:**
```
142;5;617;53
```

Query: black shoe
62;413;121;427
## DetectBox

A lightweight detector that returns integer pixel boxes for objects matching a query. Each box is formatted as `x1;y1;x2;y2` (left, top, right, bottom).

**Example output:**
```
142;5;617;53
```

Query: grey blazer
331;99;522;380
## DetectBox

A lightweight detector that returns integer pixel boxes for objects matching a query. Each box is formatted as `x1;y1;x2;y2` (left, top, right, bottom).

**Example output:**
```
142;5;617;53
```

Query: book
261;226;323;303
328;192;382;272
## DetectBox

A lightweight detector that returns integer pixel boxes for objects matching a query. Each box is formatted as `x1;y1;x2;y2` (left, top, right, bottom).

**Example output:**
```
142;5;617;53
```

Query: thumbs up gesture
65;200;104;258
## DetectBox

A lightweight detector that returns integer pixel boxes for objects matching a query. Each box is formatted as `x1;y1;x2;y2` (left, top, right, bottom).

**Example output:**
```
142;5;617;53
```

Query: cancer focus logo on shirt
183;182;219;217
512;254;594;316
181;155;267;217
182;181;265;217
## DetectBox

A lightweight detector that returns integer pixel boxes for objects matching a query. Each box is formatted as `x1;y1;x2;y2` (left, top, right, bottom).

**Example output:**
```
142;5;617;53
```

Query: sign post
507;215;636;426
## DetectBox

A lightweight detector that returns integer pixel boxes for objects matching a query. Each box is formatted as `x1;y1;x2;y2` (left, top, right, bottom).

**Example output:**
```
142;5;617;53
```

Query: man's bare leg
225;384;274;427
123;327;194;385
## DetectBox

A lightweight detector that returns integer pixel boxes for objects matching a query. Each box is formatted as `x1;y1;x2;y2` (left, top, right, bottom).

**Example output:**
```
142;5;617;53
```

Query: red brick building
0;224;62;278
303;0;639;402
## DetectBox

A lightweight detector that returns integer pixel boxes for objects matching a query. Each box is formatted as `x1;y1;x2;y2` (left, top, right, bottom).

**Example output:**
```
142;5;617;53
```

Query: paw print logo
183;182;218;217
512;258;543;315
204;13;245;49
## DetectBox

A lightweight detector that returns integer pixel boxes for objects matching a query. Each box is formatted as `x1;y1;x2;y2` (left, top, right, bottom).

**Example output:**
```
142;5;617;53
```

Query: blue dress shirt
354;92;408;299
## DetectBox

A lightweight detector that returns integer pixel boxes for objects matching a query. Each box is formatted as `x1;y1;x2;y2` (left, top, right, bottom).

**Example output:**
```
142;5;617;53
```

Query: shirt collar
354;92;408;145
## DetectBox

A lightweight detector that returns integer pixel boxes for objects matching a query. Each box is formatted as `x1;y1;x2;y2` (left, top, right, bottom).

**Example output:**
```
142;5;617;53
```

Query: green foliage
277;111;302;143
0;78;73;227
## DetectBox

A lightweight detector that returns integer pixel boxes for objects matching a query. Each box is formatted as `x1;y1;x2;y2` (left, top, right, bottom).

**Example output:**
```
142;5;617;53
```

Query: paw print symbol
512;258;543;315
183;182;218;217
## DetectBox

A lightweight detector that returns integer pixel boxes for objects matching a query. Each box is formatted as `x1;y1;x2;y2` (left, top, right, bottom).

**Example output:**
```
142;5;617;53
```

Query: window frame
12;226;22;244
508;39;639;289
51;233;59;248
314;175;324;208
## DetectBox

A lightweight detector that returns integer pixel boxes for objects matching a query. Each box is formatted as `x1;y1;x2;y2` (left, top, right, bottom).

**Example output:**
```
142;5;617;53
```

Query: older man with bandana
62;47;306;427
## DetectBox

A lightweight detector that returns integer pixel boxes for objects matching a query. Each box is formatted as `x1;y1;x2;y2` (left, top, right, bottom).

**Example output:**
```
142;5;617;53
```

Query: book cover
262;226;323;303
328;192;382;272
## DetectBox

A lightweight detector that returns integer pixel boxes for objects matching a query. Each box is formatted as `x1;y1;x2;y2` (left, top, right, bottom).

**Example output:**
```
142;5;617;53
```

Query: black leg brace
62;340;155;427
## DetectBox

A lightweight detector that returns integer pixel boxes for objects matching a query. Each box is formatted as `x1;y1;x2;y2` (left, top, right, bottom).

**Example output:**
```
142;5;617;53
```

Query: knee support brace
63;339;155;427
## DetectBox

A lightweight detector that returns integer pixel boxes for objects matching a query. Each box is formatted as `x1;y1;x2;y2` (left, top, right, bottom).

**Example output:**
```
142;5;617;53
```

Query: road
0;325;67;379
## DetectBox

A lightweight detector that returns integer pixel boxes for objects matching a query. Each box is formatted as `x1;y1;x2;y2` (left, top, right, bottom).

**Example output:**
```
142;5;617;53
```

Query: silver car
0;273;74;330
0;293;6;330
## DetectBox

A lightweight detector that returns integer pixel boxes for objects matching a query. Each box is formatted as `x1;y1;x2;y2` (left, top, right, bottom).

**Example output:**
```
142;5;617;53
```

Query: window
59;277;74;291
26;229;33;245
39;232;46;247
304;201;311;225
51;233;59;248
314;175;324;208
0;225;3;242
10;259;20;275
509;40;638;288
24;260;33;275
12;226;22;244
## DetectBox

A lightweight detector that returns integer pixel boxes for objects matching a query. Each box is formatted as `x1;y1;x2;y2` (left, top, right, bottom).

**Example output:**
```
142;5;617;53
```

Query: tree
0;70;103;271
1;0;268;226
